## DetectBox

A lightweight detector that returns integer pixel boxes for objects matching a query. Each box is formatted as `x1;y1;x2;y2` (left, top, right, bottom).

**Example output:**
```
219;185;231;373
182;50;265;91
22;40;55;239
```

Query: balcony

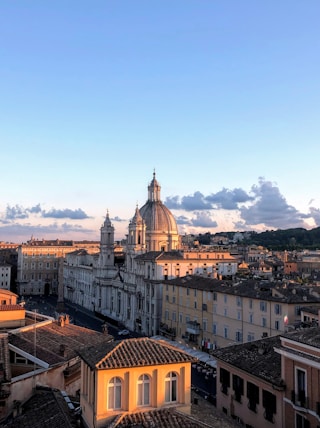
291;390;309;408
186;320;201;335
159;322;176;339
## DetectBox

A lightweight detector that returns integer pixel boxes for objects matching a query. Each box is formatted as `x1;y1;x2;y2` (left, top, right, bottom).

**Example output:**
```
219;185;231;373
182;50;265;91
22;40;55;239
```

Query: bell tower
100;211;115;267
127;205;146;254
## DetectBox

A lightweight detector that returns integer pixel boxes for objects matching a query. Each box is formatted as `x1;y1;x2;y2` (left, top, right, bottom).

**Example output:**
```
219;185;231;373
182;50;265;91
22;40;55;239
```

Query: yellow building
161;275;320;349
0;289;25;329
78;337;195;428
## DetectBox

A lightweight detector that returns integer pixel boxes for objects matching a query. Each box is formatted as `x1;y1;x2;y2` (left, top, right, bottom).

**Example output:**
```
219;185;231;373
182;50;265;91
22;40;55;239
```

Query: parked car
118;329;130;336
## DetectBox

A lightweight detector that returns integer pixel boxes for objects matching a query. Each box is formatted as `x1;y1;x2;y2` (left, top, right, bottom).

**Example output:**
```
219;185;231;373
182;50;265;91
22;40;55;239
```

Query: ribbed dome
139;172;178;234
139;200;178;233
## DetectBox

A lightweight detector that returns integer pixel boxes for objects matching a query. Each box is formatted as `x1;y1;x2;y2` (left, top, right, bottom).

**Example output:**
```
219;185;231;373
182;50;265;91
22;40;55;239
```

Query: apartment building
213;326;320;428
16;238;100;297
275;327;320;428
160;275;320;349
213;335;284;427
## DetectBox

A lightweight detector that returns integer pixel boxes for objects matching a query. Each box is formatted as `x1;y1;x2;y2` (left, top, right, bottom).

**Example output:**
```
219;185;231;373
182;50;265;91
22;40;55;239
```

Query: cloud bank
0;178;319;243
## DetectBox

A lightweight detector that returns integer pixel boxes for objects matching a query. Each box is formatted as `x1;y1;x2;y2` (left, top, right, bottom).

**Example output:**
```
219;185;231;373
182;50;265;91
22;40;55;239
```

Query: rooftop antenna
33;309;37;391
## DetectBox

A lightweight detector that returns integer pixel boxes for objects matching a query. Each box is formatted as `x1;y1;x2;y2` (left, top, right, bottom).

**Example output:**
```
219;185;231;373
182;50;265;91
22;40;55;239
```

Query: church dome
139;172;178;234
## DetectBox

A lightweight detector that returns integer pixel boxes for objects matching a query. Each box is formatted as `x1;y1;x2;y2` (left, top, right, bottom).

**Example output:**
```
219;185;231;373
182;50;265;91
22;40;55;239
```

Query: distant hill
244;227;320;250
198;227;320;250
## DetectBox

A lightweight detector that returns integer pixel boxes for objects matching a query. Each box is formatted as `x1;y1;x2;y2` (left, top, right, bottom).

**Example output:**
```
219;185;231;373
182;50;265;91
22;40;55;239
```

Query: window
295;368;307;407
296;413;310;428
212;323;217;335
237;311;241;321
262;317;267;327
233;375;244;403
275;320;280;330
236;296;242;307
202;319;207;331
108;377;122;410
224;295;227;304
220;368;230;395
235;331;242;342
165;372;177;403
249;313;253;323
262;390;276;423
274;303;282;315
247;333;255;342
260;301;267;312
295;306;301;316
224;326;228;338
137;374;150;406
213;292;217;301
247;382;259;412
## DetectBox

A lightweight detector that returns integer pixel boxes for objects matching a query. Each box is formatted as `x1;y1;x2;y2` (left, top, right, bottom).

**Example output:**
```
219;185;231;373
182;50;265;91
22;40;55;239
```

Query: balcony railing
186;321;201;335
291;390;309;408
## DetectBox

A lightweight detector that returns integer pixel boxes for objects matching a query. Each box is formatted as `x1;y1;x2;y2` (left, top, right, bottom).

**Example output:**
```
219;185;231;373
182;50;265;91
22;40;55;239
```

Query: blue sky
1;1;320;243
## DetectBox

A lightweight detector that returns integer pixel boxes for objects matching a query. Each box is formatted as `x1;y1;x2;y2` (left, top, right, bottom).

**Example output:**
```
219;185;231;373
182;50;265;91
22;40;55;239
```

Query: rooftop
212;335;282;387
1;386;79;428
78;337;195;370
282;326;320;349
9;319;113;365
164;275;320;303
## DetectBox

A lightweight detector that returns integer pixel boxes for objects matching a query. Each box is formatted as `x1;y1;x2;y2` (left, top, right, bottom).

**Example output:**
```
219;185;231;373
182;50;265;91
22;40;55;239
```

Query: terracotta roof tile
78;337;195;370
2;387;78;428
0;305;24;311
9;321;113;365
113;408;210;427
212;335;282;386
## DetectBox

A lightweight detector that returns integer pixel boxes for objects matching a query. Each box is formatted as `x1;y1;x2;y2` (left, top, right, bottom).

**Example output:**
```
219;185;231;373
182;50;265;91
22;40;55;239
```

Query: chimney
58;315;65;327
102;323;108;335
64;314;70;325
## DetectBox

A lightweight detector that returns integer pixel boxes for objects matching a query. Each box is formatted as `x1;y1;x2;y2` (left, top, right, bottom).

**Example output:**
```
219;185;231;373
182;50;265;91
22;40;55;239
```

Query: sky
1;1;320;244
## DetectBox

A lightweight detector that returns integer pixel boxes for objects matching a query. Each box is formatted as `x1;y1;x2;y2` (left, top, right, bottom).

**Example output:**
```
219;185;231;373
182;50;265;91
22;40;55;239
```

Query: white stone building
63;172;238;336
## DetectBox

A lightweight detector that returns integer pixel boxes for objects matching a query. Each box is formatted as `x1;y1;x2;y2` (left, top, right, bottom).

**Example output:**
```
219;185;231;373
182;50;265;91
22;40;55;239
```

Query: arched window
108;377;122;410
137;374;150;406
165;372;177;403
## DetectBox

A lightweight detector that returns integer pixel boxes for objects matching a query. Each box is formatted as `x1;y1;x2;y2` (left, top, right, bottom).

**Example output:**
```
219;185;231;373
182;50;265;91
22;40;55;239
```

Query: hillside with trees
198;227;320;250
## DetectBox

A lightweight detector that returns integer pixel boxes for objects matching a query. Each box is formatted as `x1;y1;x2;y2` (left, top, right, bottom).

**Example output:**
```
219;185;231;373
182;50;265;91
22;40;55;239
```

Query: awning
151;335;216;368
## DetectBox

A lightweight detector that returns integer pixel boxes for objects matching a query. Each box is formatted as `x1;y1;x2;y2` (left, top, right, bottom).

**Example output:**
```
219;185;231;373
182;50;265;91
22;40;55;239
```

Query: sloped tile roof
282;326;320;348
212;335;282;386
2;387;78;428
9;321;113;365
112;408;210;427
0;305;24;311
78;337;195;370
